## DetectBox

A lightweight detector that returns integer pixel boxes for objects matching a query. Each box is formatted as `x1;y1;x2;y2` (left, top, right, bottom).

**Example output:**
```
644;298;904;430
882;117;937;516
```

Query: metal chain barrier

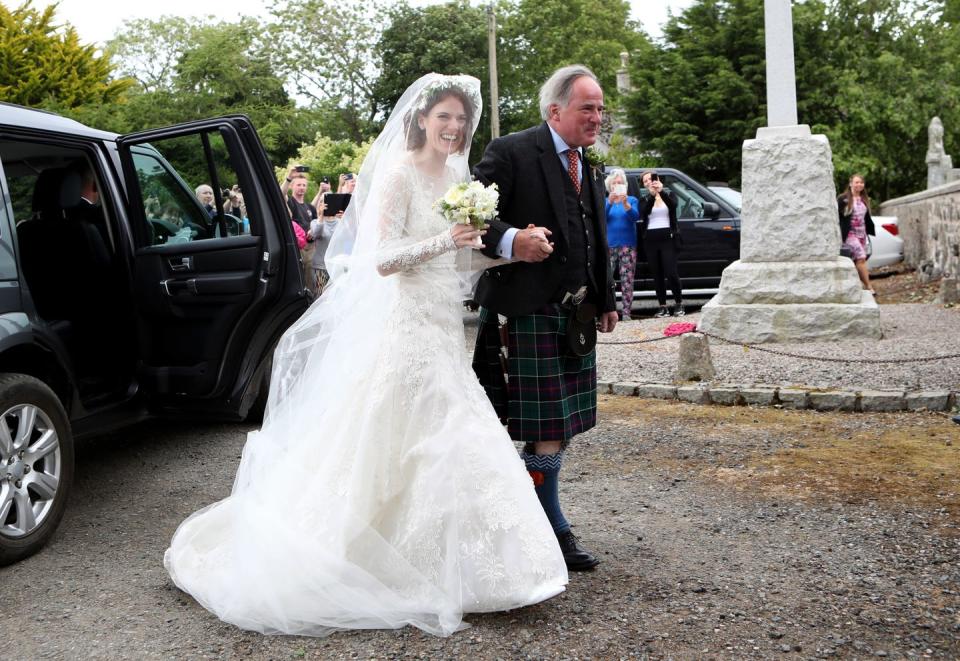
598;327;960;364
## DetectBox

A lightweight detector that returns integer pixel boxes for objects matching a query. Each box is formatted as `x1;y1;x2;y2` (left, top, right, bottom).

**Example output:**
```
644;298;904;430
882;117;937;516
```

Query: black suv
612;167;741;309
0;104;310;564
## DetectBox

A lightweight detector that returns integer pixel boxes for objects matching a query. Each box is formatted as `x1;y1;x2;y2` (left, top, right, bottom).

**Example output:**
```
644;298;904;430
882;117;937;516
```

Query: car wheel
0;374;73;565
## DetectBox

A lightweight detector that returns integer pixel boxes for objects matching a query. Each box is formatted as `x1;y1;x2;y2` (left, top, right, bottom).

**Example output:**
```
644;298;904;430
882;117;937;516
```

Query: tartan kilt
472;305;597;444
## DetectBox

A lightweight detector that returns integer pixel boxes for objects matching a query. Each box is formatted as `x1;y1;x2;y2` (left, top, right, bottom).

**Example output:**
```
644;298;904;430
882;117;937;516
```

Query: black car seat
18;167;75;320
18;166;114;322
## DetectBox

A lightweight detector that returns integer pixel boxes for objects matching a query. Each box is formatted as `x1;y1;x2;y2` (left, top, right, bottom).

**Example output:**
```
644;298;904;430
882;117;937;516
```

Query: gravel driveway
2;396;958;659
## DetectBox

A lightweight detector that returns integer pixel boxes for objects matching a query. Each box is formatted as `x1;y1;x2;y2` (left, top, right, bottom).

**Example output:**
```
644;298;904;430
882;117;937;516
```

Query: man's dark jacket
472;122;616;317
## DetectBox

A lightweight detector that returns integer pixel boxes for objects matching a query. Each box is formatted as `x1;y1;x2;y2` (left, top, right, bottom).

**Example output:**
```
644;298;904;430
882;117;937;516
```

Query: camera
294;165;310;173
343;173;354;181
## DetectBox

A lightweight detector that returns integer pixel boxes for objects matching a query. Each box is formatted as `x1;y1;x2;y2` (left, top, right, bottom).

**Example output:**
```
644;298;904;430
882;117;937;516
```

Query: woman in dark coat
837;173;876;294
639;171;684;317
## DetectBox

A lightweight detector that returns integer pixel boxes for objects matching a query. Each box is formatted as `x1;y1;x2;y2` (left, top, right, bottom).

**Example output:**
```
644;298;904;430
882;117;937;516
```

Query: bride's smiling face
419;95;468;156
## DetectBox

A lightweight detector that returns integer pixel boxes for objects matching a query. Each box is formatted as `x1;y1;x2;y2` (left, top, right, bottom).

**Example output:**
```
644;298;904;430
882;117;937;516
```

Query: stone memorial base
699;289;880;343
698;124;882;343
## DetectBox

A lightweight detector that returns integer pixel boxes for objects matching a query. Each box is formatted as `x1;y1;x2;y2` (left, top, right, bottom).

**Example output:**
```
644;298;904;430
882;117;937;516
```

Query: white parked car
867;215;904;269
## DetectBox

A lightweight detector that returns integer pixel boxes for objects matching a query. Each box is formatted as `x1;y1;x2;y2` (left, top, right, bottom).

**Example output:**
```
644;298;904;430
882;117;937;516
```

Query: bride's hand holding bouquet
435;180;499;249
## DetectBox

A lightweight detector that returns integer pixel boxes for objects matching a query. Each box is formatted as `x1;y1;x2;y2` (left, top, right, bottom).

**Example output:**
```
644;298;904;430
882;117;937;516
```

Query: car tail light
882;223;899;236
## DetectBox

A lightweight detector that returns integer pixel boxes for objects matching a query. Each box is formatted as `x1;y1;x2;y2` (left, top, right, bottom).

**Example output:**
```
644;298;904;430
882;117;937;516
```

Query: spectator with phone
338;172;357;194
281;165;320;295
308;206;338;295
223;185;246;224
604;168;640;321
310;176;332;210
639;170;684;317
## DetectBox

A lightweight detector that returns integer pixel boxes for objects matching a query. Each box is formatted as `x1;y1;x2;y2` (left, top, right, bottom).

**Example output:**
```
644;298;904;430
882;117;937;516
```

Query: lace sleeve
376;170;457;276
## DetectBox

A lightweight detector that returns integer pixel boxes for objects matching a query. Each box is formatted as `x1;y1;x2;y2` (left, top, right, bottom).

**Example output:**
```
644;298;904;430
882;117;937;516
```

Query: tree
373;1;492;158
499;0;648;132
820;0;960;199
90;16;313;169
276;134;374;197
105;15;195;93
622;0;960;198
0;1;131;108
268;0;385;142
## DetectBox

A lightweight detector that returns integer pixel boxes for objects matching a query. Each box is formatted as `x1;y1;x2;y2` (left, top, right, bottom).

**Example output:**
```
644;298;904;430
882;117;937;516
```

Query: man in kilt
472;65;618;570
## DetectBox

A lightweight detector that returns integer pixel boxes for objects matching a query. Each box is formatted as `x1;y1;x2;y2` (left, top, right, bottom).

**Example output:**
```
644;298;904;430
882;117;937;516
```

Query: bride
164;74;568;637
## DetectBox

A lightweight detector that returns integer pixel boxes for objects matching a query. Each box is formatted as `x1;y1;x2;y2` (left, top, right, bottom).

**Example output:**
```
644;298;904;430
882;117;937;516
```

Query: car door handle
169;256;193;272
161;278;198;296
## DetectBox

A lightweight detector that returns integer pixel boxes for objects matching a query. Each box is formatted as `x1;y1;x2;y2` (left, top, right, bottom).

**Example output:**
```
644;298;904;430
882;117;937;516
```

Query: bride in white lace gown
163;74;568;637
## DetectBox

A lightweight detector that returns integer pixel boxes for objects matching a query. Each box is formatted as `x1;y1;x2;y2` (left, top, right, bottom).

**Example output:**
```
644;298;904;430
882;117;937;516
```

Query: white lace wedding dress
163;164;568;637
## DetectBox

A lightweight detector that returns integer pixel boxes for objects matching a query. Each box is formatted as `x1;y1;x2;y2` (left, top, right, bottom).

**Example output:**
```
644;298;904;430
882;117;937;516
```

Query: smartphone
294;165;310;173
612;184;627;196
343;173;354;181
649;172;660;182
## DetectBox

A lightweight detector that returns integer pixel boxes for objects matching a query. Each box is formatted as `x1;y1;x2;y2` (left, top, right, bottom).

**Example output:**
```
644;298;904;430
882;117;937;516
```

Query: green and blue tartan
472;305;597;444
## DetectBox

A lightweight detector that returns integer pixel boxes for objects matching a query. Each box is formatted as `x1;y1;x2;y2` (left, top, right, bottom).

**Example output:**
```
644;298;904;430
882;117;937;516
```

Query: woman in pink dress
837;174;876;294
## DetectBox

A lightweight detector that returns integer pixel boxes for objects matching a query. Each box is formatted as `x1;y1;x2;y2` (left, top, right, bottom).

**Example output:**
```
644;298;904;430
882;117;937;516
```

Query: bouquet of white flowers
434;180;499;231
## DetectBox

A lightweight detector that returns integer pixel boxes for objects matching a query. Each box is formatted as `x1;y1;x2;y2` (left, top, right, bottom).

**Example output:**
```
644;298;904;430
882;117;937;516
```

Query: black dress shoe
556;530;600;571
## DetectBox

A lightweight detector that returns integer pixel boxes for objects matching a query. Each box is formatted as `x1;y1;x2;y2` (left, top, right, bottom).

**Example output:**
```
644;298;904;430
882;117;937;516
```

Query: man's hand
597;310;618;333
512;224;554;262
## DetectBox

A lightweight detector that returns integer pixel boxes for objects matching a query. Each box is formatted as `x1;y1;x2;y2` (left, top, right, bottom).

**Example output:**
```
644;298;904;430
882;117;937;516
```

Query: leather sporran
566;302;597;357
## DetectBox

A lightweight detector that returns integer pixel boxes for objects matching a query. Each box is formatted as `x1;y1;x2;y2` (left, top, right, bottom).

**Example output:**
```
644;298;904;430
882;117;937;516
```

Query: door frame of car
115;115;308;418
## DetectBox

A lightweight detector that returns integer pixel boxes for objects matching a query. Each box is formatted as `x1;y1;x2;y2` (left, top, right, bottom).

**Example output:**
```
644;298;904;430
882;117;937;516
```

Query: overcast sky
48;0;695;46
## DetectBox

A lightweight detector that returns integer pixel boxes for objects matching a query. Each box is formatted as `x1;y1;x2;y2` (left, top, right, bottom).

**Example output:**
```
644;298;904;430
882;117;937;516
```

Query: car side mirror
703;201;721;219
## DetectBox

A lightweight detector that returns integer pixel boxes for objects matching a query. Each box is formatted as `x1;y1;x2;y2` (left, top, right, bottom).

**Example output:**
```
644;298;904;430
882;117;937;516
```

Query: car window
709;186;742;212
130;130;253;246
659;174;708;220
0;172;16;280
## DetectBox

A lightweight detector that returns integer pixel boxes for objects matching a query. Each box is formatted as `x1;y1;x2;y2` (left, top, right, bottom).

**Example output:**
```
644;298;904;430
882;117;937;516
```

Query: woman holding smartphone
639;170;684;317
604;168;640;321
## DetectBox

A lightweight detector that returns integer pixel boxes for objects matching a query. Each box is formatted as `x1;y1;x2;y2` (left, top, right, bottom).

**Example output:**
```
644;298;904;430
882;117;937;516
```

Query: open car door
116;116;308;417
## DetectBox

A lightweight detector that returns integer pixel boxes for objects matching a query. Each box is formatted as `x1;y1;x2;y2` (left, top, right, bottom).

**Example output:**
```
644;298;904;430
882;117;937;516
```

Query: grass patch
598;395;960;525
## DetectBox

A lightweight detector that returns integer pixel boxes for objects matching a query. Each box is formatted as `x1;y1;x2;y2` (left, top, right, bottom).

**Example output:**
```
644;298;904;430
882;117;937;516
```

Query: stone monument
698;0;881;343
926;117;960;189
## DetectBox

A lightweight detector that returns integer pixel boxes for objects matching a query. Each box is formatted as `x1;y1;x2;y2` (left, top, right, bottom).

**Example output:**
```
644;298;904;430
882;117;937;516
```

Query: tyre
0;374;74;565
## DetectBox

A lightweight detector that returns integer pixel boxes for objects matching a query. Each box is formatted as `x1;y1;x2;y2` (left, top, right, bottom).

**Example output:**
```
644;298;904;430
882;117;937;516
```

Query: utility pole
487;4;500;138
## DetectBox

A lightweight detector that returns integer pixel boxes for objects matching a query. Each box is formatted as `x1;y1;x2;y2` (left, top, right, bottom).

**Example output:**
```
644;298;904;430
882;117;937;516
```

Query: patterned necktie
566;149;581;194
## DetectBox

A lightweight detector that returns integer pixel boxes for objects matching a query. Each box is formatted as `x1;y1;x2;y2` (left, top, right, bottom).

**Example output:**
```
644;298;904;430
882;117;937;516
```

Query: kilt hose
473;305;597;447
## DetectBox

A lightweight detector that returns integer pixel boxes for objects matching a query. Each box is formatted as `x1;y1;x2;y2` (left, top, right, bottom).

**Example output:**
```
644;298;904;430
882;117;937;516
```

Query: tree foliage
0;1;131;108
623;0;960;200
268;0;385;142
373;0;492;157
88;16;313;169
499;0;648;129
276;134;375;196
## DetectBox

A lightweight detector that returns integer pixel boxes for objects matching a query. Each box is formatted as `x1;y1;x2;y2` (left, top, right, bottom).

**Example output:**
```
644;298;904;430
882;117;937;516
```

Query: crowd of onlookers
189;167;356;298
186;164;877;314
279;167;356;296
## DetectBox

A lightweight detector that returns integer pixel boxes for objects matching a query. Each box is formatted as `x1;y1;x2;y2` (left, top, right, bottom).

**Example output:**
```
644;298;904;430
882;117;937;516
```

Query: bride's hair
403;83;476;154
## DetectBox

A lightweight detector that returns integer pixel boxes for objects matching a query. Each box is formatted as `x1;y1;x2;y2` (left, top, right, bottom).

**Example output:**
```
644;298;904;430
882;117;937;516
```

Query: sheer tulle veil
259;74;483;430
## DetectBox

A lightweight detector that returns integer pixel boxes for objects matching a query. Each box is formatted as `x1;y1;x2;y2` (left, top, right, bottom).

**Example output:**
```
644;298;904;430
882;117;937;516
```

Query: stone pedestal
699;125;881;343
675;333;715;381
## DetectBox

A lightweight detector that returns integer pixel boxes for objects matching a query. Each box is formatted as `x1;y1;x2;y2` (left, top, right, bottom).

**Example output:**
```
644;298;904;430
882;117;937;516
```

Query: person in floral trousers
604;168;640;320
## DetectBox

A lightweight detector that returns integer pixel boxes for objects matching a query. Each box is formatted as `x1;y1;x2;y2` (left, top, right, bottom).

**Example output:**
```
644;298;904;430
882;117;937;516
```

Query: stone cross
764;0;799;127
